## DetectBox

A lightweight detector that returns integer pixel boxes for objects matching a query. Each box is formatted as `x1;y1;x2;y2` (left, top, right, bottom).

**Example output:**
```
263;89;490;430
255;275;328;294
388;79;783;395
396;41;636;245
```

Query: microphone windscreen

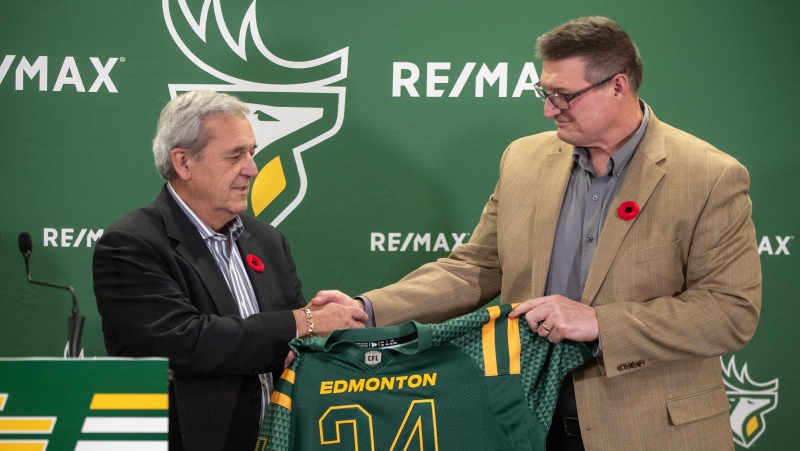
18;232;32;254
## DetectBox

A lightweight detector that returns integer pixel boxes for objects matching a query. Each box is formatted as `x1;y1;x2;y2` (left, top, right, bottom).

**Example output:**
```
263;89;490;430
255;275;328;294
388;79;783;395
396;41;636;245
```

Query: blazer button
617;364;625;371
249;396;260;406
251;367;261;374
637;359;645;367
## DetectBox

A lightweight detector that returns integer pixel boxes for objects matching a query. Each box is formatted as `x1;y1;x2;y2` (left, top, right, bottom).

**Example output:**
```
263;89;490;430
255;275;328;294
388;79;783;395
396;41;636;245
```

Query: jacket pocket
666;386;730;426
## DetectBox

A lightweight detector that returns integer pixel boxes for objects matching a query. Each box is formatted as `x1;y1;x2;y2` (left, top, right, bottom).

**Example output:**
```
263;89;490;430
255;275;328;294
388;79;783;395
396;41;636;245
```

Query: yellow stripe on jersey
481;306;502;376
281;368;296;384
507;316;521;375
508;302;521;375
270;391;292;411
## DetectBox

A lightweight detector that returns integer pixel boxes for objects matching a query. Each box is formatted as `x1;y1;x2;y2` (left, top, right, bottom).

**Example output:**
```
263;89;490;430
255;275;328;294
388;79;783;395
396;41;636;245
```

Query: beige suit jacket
365;111;761;451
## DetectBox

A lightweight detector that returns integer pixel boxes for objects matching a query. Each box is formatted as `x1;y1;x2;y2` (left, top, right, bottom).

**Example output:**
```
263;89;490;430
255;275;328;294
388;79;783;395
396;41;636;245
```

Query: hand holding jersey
509;295;600;343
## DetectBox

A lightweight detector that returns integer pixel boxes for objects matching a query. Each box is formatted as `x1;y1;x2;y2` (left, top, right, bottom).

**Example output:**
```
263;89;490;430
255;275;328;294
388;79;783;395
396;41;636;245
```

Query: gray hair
152;91;250;180
536;16;643;93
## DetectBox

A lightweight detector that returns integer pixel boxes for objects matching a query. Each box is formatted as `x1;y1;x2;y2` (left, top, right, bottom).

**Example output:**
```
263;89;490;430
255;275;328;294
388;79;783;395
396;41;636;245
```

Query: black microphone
18;232;84;358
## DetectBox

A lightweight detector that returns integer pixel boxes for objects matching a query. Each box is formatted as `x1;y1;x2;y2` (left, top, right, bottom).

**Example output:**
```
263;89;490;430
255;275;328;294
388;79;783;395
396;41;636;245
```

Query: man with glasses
315;16;760;451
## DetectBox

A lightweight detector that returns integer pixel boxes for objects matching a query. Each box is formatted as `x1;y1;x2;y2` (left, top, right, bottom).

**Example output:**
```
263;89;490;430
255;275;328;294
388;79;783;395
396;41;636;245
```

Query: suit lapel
530;146;574;297
236;229;278;312
581;116;667;305
156;187;240;317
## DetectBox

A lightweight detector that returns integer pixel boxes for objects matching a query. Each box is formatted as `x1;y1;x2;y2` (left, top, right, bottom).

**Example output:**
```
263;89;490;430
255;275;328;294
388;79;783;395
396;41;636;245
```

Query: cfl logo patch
365;351;382;366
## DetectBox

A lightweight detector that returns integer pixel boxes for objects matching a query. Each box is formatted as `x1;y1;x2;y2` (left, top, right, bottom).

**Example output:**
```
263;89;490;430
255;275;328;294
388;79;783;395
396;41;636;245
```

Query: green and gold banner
0;358;168;450
1;1;797;448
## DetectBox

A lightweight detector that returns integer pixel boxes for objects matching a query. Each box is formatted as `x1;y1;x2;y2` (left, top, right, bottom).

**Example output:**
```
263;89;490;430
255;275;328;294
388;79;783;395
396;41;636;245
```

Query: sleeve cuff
355;295;376;328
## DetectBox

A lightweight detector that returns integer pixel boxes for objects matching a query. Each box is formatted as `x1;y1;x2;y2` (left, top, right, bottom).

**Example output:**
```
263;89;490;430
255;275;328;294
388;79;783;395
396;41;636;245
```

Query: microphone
18;232;84;358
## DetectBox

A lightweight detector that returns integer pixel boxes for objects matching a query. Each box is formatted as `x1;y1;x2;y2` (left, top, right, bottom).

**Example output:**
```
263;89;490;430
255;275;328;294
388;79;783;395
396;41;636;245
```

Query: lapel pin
246;254;265;273
617;201;640;221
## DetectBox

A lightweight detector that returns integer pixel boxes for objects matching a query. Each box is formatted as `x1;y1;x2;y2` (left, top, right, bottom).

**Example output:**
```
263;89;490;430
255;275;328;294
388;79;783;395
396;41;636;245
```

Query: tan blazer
365;111;761;451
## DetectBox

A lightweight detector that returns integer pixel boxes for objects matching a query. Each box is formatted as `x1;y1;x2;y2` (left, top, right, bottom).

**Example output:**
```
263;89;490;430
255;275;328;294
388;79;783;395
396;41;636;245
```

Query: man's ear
611;73;631;99
170;148;192;181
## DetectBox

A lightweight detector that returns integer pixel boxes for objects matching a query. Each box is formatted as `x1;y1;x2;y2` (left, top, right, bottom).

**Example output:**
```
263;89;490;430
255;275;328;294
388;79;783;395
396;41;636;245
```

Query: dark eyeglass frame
534;73;622;110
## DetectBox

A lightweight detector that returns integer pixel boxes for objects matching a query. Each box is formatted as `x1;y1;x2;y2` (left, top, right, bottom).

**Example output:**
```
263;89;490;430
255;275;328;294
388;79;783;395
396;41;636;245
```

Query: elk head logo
163;0;348;225
723;355;778;448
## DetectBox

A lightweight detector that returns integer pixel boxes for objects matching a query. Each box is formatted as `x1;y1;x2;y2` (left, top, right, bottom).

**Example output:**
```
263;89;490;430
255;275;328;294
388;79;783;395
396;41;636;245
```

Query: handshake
292;290;367;338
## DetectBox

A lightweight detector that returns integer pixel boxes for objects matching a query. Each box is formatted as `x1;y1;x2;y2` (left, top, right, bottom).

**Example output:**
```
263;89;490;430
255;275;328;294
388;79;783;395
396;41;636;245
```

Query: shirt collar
573;100;651;177
167;183;244;241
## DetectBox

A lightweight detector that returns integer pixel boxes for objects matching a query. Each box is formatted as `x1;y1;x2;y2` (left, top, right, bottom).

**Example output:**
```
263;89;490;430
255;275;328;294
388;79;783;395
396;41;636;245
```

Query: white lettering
72;229;87;247
43;228;58;247
392;61;538;98
512;62;539;97
371;233;385;251
42;228;104;248
432;233;449;252
61;228;74;247
16;56;47;91
399;233;414;252
388;233;402;251
775;236;790;255
448;62;476;97
758;236;773;255
475;63;507;97
451;233;468;249
413;233;431;251
53;57;86;92
0;55;15;86
89;57;118;92
86;229;104;247
370;232;470;252
426;62;450;97
758;236;792;255
392;62;419;97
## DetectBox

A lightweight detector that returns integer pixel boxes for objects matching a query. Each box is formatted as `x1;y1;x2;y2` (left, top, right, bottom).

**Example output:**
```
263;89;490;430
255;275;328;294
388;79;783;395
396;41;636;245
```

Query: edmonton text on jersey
319;373;437;395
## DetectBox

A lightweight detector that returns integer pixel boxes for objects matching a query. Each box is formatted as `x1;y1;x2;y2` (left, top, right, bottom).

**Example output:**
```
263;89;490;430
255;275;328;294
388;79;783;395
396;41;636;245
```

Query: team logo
364;351;382;366
723;355;778;448
163;0;347;225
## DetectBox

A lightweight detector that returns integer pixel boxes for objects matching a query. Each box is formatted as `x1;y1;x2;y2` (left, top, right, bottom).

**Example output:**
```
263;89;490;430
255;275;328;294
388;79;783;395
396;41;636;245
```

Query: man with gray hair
315;17;760;450
93;90;367;451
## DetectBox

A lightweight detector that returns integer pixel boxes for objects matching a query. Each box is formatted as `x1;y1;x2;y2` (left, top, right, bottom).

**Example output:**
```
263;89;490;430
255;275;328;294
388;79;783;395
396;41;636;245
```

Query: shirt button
614;173;620;178
592;195;598;201
586;236;593;242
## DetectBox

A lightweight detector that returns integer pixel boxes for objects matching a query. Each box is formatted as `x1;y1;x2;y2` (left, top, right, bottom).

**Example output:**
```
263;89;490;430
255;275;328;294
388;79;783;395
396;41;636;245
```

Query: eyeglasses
533;73;621;110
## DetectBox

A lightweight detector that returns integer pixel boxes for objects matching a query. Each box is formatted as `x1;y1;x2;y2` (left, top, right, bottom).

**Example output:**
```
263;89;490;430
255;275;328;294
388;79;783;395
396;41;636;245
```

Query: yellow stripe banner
0;418;55;433
89;394;168;410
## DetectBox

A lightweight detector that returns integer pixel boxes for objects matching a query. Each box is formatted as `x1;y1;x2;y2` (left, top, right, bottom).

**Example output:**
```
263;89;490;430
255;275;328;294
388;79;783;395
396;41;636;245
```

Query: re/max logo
0;55;120;92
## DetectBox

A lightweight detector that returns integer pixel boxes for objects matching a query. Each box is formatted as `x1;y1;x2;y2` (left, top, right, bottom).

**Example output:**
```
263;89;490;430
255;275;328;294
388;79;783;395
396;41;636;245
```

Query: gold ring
540;323;551;333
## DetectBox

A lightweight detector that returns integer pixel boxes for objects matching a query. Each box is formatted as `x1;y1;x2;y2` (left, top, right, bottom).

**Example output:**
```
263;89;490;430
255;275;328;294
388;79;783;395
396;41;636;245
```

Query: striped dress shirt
167;184;272;420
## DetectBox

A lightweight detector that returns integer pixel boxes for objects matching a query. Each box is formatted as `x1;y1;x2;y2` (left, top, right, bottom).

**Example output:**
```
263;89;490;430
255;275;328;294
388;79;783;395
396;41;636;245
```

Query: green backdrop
1;1;796;449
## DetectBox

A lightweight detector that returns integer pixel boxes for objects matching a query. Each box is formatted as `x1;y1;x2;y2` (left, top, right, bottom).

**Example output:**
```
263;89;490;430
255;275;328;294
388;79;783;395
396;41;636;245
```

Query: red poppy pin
617;201;640;221
246;254;264;273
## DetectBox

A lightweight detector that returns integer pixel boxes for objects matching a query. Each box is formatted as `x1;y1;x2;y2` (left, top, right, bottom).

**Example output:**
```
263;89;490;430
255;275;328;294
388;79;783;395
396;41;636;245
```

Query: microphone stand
21;247;85;358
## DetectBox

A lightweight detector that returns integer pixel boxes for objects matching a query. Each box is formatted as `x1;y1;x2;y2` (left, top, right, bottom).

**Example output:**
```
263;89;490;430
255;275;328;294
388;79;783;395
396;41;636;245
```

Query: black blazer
93;186;305;451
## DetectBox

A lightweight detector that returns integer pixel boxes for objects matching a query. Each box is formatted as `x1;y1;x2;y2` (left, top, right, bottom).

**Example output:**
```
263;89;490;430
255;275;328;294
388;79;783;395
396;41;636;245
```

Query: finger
508;299;541;318
310;290;345;305
351;308;369;324
284;350;296;368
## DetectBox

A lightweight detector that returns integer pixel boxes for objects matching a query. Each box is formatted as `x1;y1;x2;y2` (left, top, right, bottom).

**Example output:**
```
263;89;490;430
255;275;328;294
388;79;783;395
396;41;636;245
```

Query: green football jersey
256;303;591;451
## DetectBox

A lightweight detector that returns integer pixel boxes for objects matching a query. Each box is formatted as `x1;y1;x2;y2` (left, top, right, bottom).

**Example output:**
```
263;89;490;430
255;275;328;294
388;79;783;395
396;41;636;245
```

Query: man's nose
543;97;562;119
242;153;258;178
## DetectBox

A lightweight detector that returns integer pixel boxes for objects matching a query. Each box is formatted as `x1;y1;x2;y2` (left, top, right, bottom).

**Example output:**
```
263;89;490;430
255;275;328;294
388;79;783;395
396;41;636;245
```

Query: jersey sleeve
255;360;300;451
